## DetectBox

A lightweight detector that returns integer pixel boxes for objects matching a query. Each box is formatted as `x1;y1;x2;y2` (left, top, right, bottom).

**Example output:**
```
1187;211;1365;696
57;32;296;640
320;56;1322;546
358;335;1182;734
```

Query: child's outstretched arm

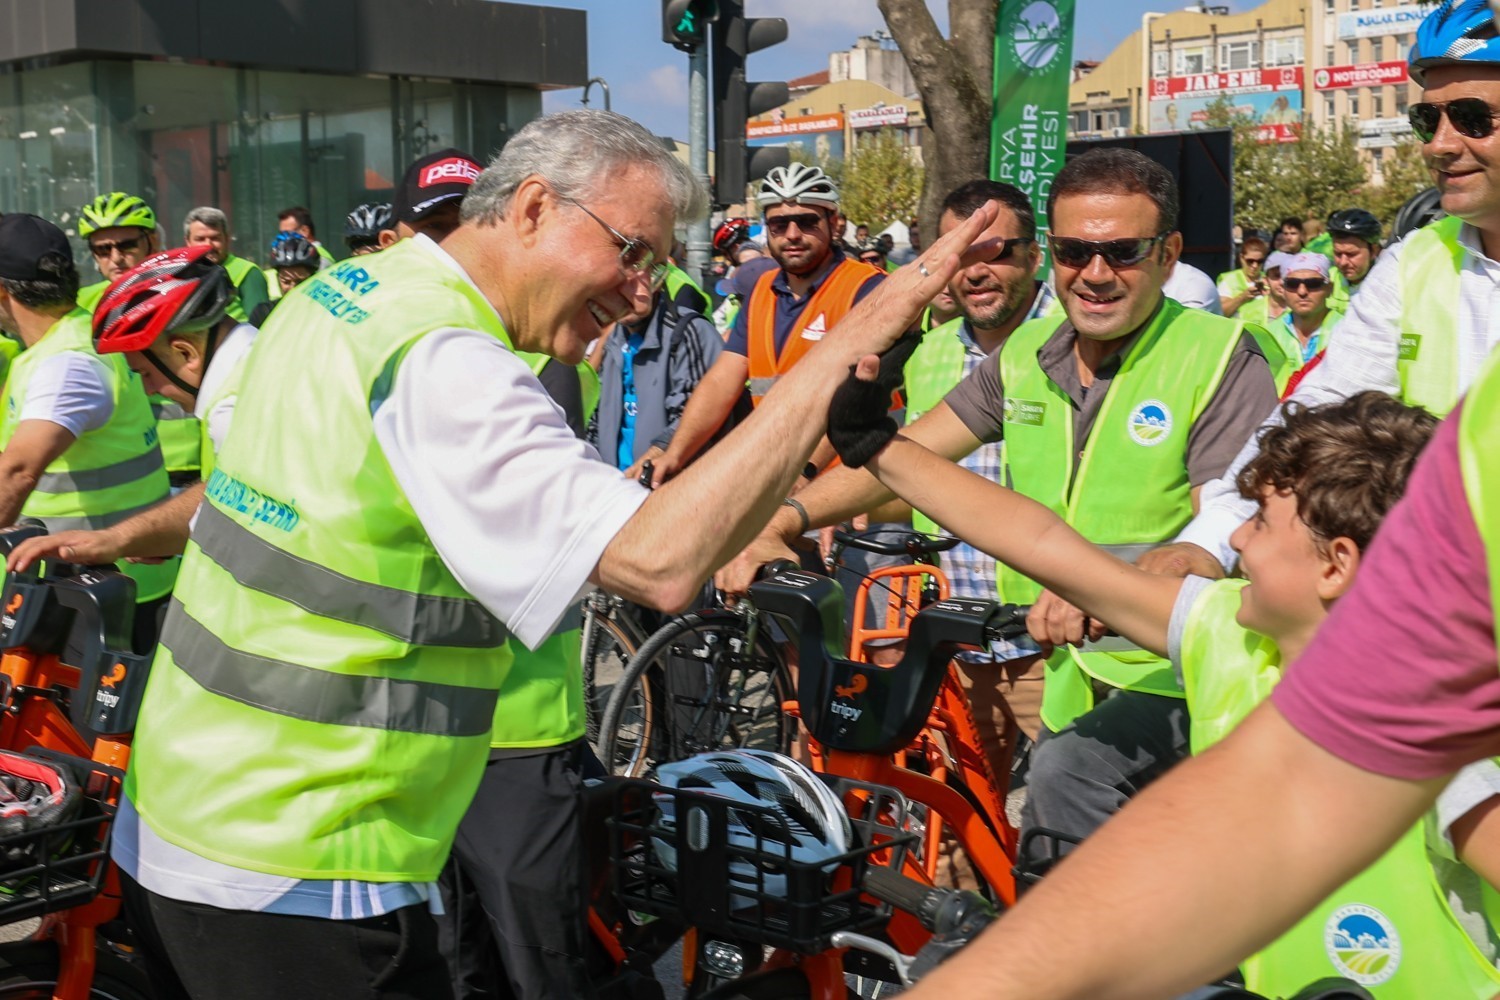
831;353;1181;655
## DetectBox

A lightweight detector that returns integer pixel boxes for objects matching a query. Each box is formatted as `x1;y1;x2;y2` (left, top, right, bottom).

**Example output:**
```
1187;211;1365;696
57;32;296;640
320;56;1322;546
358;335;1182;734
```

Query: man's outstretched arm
907;702;1445;999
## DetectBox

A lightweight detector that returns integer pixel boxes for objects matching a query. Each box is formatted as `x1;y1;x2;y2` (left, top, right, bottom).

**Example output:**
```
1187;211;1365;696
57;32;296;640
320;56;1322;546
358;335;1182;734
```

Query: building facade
1;0;585;266
1309;0;1422;177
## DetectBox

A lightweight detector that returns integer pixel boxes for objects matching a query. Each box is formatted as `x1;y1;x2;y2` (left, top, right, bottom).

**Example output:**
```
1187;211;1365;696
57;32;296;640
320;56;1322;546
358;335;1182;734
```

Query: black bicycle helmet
1391;187;1446;242
269;233;319;270
344;203;394;246
1326;208;1383;246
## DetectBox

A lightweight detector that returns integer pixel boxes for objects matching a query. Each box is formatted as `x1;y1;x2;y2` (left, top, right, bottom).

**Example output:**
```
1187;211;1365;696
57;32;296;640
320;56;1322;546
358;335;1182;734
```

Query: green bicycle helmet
78;193;156;237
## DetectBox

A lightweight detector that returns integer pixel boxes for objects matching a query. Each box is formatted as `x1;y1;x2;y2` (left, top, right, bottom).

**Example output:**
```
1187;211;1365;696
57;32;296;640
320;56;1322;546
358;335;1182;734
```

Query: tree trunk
878;0;998;247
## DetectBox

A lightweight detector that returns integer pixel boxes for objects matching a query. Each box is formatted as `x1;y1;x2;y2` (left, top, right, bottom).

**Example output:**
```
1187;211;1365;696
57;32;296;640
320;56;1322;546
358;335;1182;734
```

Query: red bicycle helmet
713;217;752;254
93;246;234;355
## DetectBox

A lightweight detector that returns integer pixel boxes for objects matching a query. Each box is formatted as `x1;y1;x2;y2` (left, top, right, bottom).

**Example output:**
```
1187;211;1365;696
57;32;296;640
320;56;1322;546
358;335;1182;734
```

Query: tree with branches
878;0;999;247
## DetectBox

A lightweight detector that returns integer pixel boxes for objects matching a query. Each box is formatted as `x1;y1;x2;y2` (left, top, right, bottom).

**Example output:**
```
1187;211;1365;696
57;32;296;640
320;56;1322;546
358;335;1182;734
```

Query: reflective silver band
193;501;507;649
25;497;165;532
162;601;499;737
35;449;166;495
151;400;193;421
748;376;778;396
1097;542;1158;563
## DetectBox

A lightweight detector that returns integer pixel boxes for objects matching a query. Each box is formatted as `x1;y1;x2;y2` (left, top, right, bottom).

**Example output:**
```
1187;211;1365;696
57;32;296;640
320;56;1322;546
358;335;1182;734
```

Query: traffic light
711;1;789;208
662;0;719;52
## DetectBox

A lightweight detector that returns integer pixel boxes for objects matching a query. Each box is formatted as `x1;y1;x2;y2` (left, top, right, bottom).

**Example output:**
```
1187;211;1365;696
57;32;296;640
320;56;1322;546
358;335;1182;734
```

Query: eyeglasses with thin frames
562;196;669;291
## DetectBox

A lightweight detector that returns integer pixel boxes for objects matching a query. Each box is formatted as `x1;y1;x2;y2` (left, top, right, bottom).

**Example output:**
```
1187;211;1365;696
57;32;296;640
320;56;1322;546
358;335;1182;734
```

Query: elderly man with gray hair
182;205;270;324
113;110;998;1000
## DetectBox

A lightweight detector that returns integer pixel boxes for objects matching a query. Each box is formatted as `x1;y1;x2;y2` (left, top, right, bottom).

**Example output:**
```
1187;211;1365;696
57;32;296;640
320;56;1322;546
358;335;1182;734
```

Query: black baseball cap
0;214;73;280
394;148;483;223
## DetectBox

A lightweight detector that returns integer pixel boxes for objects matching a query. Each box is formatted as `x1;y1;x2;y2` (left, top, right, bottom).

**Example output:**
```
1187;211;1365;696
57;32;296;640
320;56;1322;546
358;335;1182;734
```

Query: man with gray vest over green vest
720;148;1290;874
0;214;176;648
109;109;1001;1000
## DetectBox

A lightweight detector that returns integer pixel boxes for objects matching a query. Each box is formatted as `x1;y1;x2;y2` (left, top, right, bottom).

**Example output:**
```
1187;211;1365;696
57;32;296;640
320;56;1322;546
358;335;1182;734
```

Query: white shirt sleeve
198;324;258;456
18;352;115;438
1175;242;1409;569
1164;262;1224;315
372;327;649;650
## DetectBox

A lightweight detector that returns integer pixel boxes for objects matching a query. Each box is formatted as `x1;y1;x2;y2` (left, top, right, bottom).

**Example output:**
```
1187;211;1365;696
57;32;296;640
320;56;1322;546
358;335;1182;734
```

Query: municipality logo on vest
1324;904;1400;986
1126;399;1172;446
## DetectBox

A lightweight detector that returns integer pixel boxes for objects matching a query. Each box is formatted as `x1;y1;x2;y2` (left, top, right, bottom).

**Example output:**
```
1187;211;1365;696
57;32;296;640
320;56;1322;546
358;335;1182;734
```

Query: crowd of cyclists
0;0;1498;996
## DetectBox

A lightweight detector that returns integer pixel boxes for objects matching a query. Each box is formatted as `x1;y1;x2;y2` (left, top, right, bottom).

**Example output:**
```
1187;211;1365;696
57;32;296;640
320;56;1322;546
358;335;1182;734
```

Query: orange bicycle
0;525;154;999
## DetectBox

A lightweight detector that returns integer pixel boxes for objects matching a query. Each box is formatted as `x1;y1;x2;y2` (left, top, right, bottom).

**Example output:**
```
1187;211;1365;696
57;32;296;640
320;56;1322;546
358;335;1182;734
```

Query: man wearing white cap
1275;251;1343;369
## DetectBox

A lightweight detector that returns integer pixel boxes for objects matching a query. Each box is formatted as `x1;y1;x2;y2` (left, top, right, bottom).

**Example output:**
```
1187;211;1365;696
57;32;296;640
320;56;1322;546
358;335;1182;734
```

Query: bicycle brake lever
829;931;918;988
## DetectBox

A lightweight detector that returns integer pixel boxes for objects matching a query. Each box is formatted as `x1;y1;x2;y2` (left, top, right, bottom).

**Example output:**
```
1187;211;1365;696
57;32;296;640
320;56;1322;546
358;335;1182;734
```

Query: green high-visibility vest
998;300;1287;730
903;318;971;536
150;395;201;481
0;311;176;602
665;263;710;314
127;241;516;881
1181;579;1500;997
0;336;20;390
1461;351;1500;669
1395;215;1465;415
1217;267;1250;313
1269;306;1345;372
76;281;107;315
222;254;268;325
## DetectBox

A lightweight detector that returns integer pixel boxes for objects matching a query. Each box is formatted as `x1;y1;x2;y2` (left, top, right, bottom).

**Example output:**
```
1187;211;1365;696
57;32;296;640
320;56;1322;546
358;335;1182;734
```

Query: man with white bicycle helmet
902;3;1500;995
650;162;884;487
5;246;256;580
76;192;159;313
1163;0;1500;577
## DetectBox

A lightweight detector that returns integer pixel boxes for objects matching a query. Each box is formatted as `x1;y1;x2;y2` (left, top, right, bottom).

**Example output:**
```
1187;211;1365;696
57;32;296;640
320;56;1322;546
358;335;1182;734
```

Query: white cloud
624;63;689;110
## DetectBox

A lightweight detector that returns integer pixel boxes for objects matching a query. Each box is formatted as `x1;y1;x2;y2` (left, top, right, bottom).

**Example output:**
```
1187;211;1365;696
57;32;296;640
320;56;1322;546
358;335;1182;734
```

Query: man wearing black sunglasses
721;150;1287;871
1275;253;1344;368
76;192;160;314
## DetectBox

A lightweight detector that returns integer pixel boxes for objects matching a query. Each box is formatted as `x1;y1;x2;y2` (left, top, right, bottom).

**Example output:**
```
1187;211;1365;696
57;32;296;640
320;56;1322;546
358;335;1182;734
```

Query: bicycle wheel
0;943;152;999
597;610;793;777
581;608;646;745
583;614;656;776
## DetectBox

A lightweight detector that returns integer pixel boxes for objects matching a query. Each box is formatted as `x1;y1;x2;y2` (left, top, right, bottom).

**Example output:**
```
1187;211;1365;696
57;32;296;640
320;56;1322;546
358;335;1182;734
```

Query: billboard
1337;5;1425;39
1313;61;1409;90
747;112;845;161
1148;67;1302;142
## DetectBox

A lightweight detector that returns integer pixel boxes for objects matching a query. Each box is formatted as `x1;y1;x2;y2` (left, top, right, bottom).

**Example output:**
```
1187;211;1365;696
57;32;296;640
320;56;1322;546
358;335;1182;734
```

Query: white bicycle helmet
756;164;839;211
653;749;851;907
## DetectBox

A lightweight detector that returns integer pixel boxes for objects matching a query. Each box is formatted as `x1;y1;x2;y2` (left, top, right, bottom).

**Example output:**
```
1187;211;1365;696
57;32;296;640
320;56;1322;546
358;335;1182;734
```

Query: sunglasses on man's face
1242;256;1266;266
1409;98;1500;143
90;236;146;258
1048;233;1168;269
1284;277;1328;293
764;212;825;236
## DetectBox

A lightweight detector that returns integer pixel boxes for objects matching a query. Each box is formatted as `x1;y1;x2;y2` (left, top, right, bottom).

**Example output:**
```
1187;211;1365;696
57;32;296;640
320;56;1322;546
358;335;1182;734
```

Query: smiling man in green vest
108;109;996;1000
721;148;1290;874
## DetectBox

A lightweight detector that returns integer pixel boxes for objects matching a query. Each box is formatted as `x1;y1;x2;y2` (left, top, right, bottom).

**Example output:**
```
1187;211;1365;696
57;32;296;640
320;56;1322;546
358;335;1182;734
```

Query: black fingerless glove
827;331;923;468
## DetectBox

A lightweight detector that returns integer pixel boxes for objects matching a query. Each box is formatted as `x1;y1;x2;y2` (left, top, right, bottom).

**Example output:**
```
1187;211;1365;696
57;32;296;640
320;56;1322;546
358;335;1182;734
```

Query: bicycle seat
749;567;1028;754
832;530;960;558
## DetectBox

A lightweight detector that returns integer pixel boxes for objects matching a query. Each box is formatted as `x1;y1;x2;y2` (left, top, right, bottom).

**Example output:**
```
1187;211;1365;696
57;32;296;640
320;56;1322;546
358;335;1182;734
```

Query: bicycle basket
608;773;918;952
0;748;121;925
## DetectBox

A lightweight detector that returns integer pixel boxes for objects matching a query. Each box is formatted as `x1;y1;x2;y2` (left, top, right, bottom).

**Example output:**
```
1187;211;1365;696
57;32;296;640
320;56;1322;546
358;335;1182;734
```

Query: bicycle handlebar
831;529;960;558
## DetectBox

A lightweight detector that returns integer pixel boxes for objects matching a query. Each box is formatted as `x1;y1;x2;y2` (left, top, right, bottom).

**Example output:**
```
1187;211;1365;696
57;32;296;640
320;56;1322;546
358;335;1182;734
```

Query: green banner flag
991;0;1076;271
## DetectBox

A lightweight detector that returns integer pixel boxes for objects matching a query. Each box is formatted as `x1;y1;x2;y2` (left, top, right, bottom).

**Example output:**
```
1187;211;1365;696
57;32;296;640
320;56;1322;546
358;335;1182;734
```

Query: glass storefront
0;59;541;272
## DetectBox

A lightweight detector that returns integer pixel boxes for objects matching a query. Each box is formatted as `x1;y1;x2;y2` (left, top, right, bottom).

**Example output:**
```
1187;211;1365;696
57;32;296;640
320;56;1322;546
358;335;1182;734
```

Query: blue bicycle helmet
1410;0;1500;85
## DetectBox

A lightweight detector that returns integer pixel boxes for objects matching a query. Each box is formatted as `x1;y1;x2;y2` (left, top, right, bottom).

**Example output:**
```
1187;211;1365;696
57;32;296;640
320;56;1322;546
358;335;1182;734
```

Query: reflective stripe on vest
126;242;516;882
0;311;175;601
744;258;881;404
1397;215;1465;415
1180;579;1500;996
998;300;1247;730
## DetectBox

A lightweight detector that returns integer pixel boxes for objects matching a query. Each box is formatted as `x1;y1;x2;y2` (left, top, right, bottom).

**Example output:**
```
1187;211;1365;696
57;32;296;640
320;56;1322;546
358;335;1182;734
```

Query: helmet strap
142;345;200;400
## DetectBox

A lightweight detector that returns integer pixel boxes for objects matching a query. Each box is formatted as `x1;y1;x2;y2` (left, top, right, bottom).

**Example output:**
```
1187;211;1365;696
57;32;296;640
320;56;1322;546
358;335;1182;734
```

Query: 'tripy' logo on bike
1324;904;1401;986
1126;399;1173;446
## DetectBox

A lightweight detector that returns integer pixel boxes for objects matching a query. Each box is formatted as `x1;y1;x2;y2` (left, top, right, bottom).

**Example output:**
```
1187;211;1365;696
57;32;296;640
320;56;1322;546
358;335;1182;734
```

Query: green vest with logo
1181;579;1500;997
998;300;1268;730
126;241;516;881
0;312;176;602
1395;215;1466;416
904;318;971;536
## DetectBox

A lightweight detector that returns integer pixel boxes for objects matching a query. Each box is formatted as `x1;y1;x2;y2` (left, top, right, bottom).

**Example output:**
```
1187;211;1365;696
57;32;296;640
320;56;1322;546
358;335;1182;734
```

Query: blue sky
538;1;1252;139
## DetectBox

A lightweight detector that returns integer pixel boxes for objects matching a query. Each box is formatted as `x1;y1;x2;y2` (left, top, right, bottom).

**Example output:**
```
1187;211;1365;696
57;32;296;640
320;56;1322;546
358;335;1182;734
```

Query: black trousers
434;741;596;1000
119;871;453;1000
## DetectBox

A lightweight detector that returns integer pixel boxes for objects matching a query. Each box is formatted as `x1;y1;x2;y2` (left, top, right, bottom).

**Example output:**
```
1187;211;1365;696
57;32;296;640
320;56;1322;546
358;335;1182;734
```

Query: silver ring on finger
918;261;931;277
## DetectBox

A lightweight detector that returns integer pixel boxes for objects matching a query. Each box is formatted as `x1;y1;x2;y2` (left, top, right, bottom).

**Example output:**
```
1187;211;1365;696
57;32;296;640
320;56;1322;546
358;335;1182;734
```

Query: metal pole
581;77;612;112
686;45;712;293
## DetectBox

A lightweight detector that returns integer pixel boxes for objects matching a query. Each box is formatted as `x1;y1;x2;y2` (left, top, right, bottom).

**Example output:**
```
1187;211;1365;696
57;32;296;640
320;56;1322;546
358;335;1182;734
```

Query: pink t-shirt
1273;403;1500;779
